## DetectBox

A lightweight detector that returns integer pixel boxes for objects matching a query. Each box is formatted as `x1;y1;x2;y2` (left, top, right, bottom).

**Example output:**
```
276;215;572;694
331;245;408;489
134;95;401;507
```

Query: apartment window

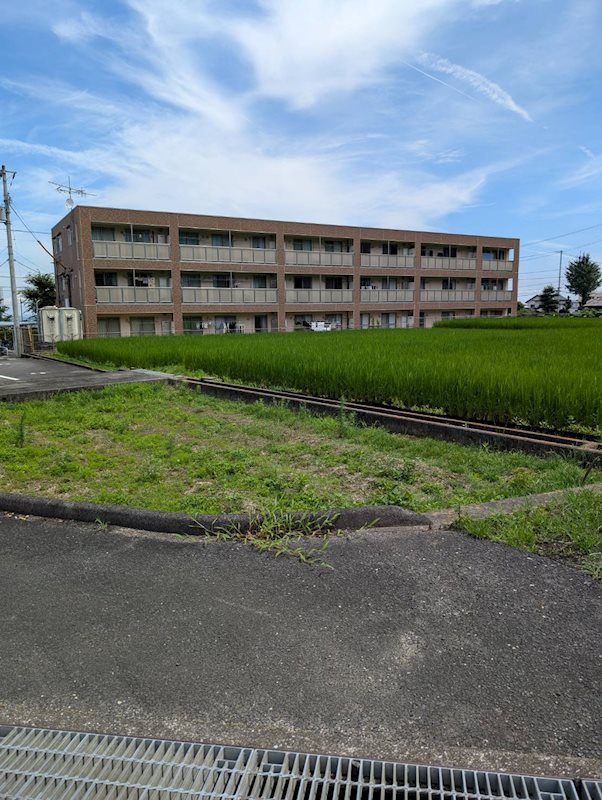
360;242;371;254
53;234;63;254
95;271;118;287
91;227;115;241
421;246;434;257
253;275;267;288
124;229;152;243
419;312;426;328
324;240;342;253
129;273;150;287
183;316;204;334
255;315;269;332
293;239;312;251
441;246;457;258
381;313;395;328
325;277;343;290
213;274;232;288
130;317;155;336
211;234;229;248
181;272;202;287
325;314;343;328
360;277;374;289
442;278;456;291
294;314;312;328
179;230;200;245
441;311;456;320
483;248;505;261
420;278;426;290
381;277;397;290
252;236;266;249
97;318;121;337
382;243;398;256
293;276;312;289
66;226;72;246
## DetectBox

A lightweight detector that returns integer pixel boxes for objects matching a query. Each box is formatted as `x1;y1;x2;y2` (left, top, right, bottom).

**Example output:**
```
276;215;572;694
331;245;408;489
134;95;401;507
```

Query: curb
0;493;429;535
426;482;602;530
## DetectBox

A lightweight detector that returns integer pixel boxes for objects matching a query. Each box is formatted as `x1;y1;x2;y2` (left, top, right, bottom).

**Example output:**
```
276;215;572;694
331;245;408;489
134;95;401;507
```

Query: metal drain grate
580;783;602;800
0;726;584;800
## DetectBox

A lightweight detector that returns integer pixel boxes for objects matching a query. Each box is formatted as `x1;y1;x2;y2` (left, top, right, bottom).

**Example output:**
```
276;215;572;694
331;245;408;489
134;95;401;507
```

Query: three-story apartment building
51;207;518;336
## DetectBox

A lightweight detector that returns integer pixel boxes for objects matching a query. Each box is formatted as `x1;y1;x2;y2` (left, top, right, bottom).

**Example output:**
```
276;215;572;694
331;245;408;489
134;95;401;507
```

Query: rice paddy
57;318;602;431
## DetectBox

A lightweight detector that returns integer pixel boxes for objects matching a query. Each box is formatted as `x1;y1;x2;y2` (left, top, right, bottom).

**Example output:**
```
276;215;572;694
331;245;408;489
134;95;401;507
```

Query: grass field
1;382;598;515
58;318;602;431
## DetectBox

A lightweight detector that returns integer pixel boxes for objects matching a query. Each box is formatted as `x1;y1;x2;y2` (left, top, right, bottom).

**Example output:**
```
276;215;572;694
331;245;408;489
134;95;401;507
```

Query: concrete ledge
427;482;602;530
0;493;429;535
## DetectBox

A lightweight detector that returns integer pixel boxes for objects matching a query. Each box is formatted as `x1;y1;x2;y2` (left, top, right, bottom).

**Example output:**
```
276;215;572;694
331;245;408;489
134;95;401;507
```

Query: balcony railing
420;257;476;271
420;290;475;302
180;245;277;264
285;289;353;303
92;241;171;260
96;287;173;304
360;289;414;303
182;287;277;304
482;259;514;272
285;251;354;267
360;254;415;268
481;290;513;302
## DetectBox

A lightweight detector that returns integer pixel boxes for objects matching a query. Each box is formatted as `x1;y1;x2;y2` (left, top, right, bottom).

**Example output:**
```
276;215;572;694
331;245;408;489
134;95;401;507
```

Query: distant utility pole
1;165;21;356
557;250;563;300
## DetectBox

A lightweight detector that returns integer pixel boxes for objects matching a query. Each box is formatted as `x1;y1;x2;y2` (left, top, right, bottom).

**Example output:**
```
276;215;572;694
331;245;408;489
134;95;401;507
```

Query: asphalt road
0;355;168;399
0;513;600;779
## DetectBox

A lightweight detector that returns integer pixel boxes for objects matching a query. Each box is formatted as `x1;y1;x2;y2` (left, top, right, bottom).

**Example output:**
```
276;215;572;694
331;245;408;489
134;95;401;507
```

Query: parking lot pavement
0;356;169;399
0;513;600;778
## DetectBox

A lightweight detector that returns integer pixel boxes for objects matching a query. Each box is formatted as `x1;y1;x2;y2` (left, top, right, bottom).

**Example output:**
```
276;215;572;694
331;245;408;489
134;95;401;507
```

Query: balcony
420;257;476;271
92;241;170;260
360;254;415;268
360;290;414;303
285;289;353;303
420;290;475;303
481;290;513;302
180;245;277;265
96;287;173;304
182;288;277;304
482;259;514;272
285;251;353;267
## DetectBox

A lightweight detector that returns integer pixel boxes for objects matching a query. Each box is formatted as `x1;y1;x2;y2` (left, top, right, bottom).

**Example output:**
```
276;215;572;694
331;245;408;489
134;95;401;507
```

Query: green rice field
57;318;602;431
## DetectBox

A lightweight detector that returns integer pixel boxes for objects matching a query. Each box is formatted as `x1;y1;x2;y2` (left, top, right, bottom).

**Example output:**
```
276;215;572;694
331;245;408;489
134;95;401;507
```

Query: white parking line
0;374;19;381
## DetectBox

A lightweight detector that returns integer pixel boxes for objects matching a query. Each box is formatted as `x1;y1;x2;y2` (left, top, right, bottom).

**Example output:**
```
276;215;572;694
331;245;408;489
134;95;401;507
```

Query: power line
521;222;602;248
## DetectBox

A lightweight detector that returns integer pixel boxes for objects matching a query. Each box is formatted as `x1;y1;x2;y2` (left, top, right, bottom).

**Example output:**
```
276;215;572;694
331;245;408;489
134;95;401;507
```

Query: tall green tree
539;285;559;314
0;303;11;322
19;272;56;314
565;253;601;308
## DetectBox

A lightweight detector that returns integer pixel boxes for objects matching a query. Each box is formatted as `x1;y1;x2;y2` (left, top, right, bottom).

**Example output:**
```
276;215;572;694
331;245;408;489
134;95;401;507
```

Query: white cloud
229;0;459;108
4;0;534;234
418;53;532;121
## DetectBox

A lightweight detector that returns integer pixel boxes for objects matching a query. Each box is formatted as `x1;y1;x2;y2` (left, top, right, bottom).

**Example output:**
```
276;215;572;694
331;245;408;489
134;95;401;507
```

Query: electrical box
38;306;83;343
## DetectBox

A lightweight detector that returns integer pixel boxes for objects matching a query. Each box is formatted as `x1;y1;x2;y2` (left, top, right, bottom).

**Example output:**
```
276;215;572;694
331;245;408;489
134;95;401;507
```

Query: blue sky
1;0;601;308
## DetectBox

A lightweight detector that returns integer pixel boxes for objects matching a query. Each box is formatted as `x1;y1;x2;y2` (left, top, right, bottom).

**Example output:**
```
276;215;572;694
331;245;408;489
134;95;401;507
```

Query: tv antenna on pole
49;177;95;209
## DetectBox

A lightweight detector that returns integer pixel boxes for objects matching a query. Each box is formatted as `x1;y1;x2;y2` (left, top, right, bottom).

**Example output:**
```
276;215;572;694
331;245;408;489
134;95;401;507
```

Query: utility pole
1;165;21;356
557;250;563;302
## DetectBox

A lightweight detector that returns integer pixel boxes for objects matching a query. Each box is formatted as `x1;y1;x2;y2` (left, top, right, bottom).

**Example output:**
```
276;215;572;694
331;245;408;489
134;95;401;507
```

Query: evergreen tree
19;272;56;314
565;254;601;308
539;285;559;314
0;303;11;322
